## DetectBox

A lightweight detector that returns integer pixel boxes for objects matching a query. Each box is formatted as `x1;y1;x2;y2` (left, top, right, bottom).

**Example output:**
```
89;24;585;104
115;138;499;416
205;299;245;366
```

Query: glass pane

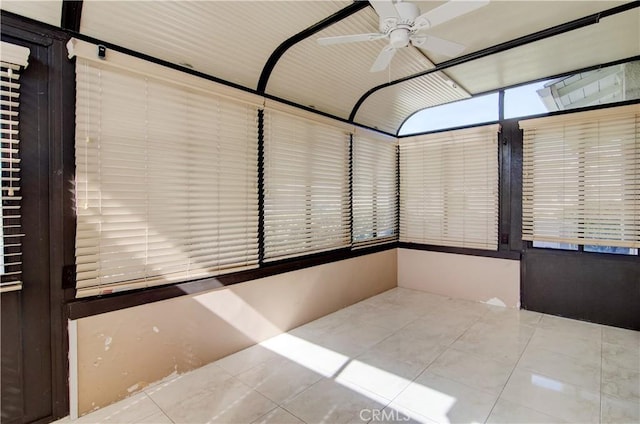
505;60;640;119
532;241;578;251
504;80;551;118
399;93;498;135
584;245;638;255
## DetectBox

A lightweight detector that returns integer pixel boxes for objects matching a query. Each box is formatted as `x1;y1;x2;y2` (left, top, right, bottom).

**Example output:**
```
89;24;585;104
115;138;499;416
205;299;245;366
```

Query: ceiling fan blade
370;45;397;72
413;0;489;31
317;33;387;46
411;35;466;57
369;0;399;19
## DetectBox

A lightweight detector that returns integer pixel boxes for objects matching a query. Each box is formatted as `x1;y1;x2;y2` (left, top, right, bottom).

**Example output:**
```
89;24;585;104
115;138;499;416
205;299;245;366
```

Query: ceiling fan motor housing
379;1;421;33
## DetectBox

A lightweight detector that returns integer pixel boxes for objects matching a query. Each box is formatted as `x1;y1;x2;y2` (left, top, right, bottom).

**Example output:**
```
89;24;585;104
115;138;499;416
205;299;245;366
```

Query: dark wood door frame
1;13;76;423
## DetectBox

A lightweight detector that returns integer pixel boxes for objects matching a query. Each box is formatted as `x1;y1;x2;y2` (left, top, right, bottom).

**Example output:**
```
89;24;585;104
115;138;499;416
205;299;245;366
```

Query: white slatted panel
267;7;434;119
75;58;259;297
400;124;500;250
446;10;640;95
352;130;398;247
0;42;29;293
354;71;470;134
0;0;62;27
80;0;348;89
521;105;640;248
412;1;625;65
264;108;350;261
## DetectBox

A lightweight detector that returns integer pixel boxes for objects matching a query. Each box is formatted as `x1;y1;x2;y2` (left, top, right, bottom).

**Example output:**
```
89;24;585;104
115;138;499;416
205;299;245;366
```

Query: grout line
482;319;538;423
249;403;281;424
145;391;175;424
600;326;604;424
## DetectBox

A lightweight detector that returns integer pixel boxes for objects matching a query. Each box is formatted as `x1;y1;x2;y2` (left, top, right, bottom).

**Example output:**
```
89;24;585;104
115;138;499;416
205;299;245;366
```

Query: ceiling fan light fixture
389;28;410;48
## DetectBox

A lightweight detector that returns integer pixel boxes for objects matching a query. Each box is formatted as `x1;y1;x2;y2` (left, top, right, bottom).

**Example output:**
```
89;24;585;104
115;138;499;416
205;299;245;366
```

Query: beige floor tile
481;307;542;328
334;356;414;402
365;329;447;371
450;321;534;365
137;411;173;423
393;372;498;424
426;347;515;396
260;332;351;378
363;288;447;311
518;345;601;391
602;325;640;349
355;344;434;380
236;356;323;404
602;360;640;401
486;398;566;423
500;368;600;424
538;315;602;341
398;313;474;347
431;298;493;320
158;377;276;423
601;393;640;424
75;393;162;424
602;341;640;373
144;362;234;410
214;344;283;376
251;407;305;424
528;328;601;367
305;321;395;358
282;378;386;424
380;403;439;424
356;304;424;332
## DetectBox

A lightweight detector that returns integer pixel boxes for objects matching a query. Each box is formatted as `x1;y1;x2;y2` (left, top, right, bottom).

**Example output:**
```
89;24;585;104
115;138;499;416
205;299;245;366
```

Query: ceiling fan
317;0;489;72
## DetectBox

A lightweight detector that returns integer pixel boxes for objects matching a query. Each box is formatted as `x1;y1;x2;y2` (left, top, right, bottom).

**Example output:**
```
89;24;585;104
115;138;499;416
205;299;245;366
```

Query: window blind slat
400;124;500;250
263;109;350;261
521;104;639;248
352;131;398;247
0;44;28;294
74;56;259;297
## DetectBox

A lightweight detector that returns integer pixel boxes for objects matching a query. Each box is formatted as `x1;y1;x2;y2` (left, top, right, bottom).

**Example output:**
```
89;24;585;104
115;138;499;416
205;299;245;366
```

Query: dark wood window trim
398;242;521;260
1;12;76;422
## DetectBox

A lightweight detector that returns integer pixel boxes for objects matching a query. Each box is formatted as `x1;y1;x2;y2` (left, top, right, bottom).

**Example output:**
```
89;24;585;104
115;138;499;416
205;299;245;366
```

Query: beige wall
397;249;520;308
73;250;397;415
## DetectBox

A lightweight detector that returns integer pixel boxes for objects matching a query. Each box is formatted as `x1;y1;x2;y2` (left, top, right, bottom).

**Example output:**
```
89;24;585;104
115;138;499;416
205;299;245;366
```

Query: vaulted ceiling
2;0;639;134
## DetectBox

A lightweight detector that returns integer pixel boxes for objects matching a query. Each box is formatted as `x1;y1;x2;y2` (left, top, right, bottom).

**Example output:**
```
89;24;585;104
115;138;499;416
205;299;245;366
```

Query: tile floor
63;288;640;424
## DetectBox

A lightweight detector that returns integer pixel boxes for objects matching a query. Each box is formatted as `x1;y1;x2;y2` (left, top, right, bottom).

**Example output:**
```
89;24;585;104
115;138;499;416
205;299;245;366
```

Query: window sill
67;242;397;320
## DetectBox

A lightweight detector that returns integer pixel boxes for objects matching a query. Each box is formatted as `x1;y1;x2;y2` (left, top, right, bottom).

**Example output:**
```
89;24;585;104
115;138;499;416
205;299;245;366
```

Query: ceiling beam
256;1;369;94
61;0;83;32
349;1;640;122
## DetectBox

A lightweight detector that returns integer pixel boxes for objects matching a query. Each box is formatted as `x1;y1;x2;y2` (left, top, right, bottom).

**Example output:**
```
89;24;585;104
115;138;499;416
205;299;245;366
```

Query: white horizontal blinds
263;108;350;261
521;105;639;248
0;42;29;293
400;124;500;250
75;58;259;297
352;131;398;247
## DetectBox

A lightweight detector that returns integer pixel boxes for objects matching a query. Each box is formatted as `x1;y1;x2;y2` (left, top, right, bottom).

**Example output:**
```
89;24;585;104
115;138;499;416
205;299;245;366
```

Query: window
584;245;637;255
532;241;578;251
521;104;639;252
506;60;640;120
263;104;350;261
71;40;260;297
0;41;29;293
504;80;552;119
399;93;499;135
400;124;500;250
352;130;398;247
